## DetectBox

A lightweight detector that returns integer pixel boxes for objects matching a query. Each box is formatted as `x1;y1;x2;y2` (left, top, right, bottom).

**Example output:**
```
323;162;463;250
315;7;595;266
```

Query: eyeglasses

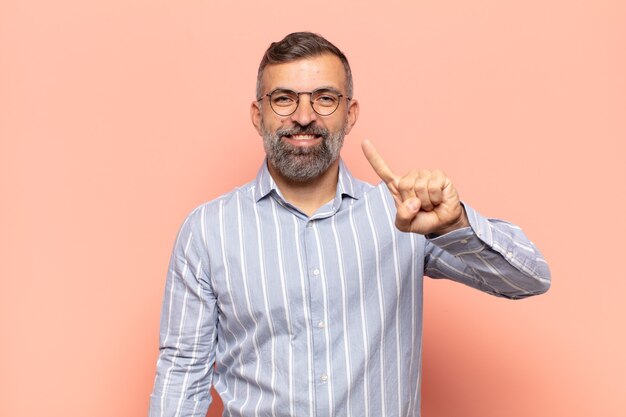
258;88;349;116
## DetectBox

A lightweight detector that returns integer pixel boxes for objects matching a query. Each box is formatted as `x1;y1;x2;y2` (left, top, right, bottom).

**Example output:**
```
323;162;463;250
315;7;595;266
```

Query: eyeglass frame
257;87;351;117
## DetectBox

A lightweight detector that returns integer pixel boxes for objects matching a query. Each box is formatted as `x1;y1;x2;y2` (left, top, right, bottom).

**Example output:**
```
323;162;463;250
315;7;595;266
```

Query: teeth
291;135;316;140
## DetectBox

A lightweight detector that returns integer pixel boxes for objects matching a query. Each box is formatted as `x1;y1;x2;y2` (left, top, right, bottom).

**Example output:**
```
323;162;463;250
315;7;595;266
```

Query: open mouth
282;134;324;147
284;134;321;141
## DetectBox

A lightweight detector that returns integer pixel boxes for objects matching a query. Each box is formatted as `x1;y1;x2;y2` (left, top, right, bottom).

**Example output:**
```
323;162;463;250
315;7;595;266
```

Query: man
149;32;550;417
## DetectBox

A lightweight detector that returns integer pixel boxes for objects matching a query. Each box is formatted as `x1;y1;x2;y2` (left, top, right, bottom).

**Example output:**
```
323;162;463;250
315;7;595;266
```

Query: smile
287;134;320;141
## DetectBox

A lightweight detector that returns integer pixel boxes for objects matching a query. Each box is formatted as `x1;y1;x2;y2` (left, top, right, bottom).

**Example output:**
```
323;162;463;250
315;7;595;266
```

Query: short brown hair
256;32;353;100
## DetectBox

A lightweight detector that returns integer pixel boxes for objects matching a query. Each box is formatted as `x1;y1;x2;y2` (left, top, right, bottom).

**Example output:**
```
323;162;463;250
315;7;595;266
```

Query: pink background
1;1;625;416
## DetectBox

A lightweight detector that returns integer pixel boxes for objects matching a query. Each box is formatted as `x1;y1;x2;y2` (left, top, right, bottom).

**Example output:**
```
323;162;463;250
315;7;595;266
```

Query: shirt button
460;239;468;244
313;268;320;276
317;321;325;328
320;374;328;382
306;222;313;228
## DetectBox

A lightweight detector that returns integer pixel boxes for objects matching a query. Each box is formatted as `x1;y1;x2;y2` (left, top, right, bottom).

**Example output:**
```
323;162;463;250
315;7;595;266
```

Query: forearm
150;212;218;416
424;204;551;299
150;333;216;416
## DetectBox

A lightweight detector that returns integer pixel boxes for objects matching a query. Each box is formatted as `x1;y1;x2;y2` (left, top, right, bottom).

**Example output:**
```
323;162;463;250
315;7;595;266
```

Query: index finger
361;139;399;187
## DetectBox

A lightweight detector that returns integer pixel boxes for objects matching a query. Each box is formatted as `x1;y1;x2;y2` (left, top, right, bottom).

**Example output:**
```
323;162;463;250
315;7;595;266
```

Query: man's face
251;54;359;182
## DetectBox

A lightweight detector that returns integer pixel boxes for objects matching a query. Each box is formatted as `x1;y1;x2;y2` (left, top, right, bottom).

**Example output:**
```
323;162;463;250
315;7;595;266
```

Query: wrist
431;208;470;236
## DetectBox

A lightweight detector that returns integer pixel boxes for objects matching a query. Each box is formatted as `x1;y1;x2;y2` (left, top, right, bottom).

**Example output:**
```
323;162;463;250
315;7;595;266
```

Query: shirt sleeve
149;210;218;417
424;203;551;299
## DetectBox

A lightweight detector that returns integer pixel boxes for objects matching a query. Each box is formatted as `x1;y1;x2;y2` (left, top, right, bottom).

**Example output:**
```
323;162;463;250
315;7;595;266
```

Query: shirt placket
302;216;332;417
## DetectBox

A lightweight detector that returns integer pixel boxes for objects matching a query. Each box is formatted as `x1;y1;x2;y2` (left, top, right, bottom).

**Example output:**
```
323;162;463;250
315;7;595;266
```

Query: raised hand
361;139;469;236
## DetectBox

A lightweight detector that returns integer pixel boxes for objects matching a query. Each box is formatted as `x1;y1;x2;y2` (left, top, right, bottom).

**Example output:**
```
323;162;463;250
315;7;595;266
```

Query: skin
251;54;469;235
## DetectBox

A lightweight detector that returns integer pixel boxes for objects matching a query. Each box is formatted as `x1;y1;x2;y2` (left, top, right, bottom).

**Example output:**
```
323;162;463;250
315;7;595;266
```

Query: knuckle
428;185;440;194
398;176;414;190
413;178;428;192
414;184;426;194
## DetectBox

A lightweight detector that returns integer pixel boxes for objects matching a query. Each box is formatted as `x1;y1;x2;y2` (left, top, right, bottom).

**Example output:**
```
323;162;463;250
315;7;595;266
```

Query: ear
343;98;360;135
250;100;263;136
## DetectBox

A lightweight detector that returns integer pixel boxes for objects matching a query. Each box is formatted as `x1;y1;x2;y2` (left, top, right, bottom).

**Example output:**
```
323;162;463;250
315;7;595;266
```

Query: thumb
395;197;420;231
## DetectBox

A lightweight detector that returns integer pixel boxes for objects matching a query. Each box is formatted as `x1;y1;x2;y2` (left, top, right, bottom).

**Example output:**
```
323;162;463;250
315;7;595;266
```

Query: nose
289;93;317;126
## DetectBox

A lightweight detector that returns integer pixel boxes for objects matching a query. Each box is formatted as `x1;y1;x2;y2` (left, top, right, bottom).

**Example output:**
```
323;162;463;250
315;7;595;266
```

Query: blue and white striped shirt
149;160;550;417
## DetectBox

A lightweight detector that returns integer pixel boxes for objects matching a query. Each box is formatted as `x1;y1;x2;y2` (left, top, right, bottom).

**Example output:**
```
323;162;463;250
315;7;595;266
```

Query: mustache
275;124;329;139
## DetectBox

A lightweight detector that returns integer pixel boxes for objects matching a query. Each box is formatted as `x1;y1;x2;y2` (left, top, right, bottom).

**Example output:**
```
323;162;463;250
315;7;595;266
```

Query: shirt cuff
149;393;211;417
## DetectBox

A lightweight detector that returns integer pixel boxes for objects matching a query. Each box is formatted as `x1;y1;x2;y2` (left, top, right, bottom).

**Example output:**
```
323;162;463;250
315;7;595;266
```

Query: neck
268;159;340;217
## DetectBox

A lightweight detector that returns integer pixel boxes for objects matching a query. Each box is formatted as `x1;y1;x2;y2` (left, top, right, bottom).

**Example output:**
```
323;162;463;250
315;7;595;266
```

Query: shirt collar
252;158;361;203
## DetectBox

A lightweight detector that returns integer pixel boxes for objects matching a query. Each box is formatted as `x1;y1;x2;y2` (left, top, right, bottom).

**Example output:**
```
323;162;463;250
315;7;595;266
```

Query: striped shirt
149;159;550;417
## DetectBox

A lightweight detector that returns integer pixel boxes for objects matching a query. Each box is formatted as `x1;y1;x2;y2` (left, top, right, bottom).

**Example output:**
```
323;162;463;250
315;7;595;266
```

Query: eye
271;91;297;106
313;91;339;107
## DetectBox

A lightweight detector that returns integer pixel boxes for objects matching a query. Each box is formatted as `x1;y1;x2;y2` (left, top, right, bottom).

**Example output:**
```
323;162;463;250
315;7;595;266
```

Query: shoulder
179;179;257;233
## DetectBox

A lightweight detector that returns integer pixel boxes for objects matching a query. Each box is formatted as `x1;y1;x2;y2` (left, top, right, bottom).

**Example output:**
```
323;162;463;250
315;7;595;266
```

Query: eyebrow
272;86;343;94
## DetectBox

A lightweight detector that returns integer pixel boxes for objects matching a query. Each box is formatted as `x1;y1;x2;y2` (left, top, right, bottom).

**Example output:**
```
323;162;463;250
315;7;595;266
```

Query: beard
261;121;347;183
